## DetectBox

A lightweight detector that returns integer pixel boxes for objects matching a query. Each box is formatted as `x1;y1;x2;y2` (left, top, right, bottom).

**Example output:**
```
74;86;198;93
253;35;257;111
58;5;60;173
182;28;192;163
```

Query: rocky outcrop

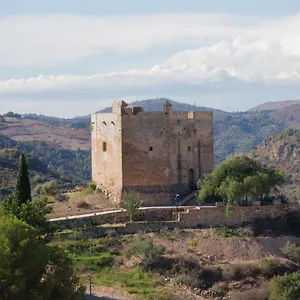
250;129;300;200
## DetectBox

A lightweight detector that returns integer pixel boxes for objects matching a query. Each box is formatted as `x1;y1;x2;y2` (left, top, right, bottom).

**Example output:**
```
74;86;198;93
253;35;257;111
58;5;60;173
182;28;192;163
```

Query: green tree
120;190;142;222
15;153;31;205
198;155;285;206
3;195;52;234
0;214;85;300
270;272;300;300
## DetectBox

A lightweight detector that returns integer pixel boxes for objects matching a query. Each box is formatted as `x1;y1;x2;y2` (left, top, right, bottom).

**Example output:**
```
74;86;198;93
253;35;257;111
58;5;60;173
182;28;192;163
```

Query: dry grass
47;192;118;219
1;117;90;150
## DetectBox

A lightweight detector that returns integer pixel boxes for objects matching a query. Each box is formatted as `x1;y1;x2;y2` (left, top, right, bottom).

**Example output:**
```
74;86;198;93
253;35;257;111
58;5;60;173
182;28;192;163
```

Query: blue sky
2;0;300;16
1;0;300;117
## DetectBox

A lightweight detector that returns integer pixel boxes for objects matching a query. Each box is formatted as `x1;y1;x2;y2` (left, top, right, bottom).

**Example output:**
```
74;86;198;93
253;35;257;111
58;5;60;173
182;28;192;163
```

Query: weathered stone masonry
91;100;214;205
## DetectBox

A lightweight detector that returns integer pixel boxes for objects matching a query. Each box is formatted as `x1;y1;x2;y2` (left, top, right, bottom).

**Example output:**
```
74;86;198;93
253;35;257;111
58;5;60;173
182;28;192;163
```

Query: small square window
103;142;107;152
188;146;191;152
149;146;153;151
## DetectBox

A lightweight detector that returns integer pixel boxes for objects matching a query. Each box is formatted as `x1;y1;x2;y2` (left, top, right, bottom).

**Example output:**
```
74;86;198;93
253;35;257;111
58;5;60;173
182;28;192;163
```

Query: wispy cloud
2;12;300;116
0;13;259;67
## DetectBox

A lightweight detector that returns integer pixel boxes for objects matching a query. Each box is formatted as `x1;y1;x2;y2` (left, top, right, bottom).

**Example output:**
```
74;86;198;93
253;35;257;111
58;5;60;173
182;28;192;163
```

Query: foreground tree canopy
198;155;286;205
0;152;85;300
0;213;85;300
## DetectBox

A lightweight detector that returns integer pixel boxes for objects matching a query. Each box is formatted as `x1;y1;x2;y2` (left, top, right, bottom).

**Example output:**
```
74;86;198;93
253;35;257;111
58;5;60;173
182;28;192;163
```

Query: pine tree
15;153;31;204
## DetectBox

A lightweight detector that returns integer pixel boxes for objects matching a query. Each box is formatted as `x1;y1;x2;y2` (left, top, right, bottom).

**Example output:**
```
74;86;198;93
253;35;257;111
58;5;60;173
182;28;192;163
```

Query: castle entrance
188;168;196;190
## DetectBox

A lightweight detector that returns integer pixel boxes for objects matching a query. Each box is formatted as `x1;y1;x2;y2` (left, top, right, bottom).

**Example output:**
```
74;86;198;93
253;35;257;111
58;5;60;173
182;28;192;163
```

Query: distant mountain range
99;98;226;114
1;98;300;197
249;100;300;112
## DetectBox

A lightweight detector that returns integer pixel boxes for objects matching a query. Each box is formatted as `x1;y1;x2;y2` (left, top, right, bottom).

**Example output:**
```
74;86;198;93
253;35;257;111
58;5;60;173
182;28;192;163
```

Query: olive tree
198;155;286;206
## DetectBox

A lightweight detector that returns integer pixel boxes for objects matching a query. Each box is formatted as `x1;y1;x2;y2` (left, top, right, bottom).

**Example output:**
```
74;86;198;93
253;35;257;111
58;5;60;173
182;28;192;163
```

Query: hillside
1;98;300;188
99;98;226;114
0;148;57;198
250;100;300;111
250;129;300;201
0;114;89;150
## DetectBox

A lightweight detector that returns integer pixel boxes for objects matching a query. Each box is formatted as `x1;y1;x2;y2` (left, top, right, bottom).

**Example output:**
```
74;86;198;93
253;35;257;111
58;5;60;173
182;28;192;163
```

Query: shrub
281;241;300;264
87;181;97;192
190;238;198;248
270;271;300;300
222;263;260;281
215;225;236;238
120;191;141;222
55;193;69;202
259;259;290;278
231;284;270;300
211;282;228;295
175;273;205;289
76;199;90;209
34;180;56;196
124;236;165;269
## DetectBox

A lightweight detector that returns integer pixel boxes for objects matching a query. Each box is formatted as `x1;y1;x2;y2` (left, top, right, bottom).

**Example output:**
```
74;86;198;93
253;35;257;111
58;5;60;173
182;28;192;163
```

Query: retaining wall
50;204;300;240
52;207;185;231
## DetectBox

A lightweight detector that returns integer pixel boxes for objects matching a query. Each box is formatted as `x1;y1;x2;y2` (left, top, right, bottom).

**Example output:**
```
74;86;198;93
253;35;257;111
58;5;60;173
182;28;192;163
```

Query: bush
281;241;300;264
87;181;97;192
231;285;270;300
215;225;237;238
175;273;205;289
222;263;260;281
211;282;228;295
124;236;165;269
259;259;291;278
120;191;141;222
34;180;56;196
55;193;69;202
76;199;90;209
270;271;300;300
170;256;222;289
190;238;198;248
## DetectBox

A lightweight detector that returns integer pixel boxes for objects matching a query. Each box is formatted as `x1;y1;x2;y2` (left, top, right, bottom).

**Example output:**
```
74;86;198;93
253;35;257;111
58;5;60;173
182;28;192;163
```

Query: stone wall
51;204;300;241
178;204;300;228
121;109;214;206
51;204;300;234
52;207;186;231
91;111;123;201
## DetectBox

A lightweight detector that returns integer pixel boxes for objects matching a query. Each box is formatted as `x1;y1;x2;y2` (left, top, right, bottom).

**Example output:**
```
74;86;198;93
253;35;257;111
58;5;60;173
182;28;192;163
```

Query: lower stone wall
52;207;186;231
50;204;300;240
178;204;300;228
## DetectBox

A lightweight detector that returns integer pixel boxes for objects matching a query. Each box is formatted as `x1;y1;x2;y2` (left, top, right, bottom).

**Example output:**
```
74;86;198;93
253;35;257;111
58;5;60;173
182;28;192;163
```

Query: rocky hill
99;98;226;114
250;100;300;111
250;129;300;201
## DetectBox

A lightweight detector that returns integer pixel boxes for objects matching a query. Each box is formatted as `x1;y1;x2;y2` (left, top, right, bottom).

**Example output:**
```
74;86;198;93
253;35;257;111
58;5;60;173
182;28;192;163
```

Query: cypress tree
15;153;31;204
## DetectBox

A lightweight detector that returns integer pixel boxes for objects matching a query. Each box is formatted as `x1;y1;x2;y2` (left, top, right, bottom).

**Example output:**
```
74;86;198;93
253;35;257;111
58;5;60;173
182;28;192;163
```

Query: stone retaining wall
52;207;186;230
178;204;300;228
50;204;300;240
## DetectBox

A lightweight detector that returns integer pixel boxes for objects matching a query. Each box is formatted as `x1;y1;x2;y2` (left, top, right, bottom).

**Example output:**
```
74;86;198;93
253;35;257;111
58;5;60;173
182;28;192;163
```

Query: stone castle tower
91;100;213;206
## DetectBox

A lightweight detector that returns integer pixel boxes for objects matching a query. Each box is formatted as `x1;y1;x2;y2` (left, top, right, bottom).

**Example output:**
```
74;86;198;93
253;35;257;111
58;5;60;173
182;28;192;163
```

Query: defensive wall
50;204;300;239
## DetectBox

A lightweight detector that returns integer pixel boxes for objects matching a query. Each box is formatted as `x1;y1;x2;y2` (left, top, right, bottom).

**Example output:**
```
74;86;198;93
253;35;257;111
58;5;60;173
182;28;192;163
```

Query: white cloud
0;13;259;67
2;12;300;117
2;35;300;95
